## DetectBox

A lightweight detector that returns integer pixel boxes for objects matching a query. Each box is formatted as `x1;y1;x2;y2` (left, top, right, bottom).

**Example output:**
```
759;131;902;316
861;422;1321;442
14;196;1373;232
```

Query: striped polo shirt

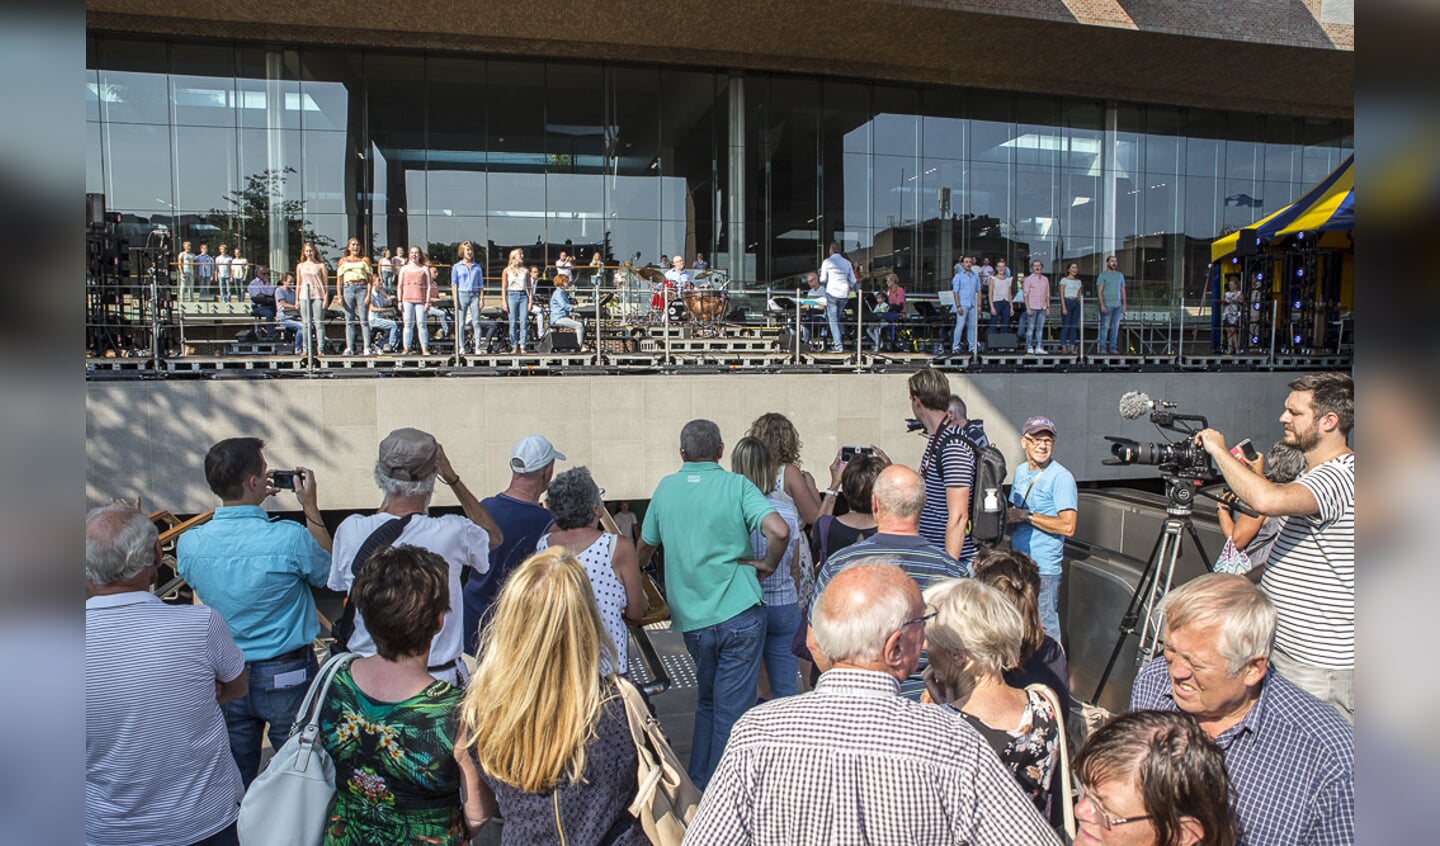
1260;453;1355;668
86;592;246;846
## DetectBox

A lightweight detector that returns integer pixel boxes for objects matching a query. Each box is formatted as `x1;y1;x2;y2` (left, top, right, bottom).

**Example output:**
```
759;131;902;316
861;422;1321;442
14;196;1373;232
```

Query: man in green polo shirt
637;419;790;789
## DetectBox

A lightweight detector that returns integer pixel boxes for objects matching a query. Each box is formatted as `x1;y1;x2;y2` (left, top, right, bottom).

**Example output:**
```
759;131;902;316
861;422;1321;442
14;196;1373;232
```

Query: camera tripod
1092;475;1212;703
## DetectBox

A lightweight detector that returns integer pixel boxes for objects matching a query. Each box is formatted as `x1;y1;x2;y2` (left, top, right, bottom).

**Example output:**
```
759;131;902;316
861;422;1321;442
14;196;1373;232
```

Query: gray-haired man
329;428;503;683
689;563;1058;845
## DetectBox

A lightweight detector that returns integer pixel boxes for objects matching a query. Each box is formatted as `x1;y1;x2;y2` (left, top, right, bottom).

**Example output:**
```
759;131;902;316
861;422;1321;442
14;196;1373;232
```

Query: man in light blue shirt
1005;416;1078;641
950;255;981;354
176;437;332;786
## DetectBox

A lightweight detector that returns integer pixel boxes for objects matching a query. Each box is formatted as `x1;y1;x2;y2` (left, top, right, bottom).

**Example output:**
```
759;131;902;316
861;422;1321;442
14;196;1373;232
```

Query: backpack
939;428;1009;547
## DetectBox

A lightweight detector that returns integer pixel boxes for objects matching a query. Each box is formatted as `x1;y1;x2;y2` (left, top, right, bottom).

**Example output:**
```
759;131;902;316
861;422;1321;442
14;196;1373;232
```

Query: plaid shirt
687;669;1060;845
1131;657;1354;846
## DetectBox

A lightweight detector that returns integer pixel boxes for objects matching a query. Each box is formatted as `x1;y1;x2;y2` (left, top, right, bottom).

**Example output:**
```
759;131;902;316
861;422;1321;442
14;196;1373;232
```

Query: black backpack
939;428;1009;547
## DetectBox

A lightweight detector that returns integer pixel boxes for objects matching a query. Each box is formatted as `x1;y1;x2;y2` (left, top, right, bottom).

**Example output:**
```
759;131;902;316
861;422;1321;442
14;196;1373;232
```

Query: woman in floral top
318;546;493;844
922;578;1061;819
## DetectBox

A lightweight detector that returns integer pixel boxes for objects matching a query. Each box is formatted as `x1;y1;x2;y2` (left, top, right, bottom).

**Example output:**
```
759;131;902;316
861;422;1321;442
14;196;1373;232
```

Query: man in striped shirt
1131;574;1354;846
690;562;1059;845
1196;372;1354;721
87;505;249;846
908;368;976;568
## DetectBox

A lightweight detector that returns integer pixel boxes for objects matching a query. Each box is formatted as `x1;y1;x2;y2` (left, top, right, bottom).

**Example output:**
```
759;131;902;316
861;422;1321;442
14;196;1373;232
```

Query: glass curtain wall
87;34;1352;306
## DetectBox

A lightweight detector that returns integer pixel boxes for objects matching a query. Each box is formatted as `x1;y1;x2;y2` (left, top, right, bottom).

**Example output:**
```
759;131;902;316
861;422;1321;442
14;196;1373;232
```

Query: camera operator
1193;372;1354;722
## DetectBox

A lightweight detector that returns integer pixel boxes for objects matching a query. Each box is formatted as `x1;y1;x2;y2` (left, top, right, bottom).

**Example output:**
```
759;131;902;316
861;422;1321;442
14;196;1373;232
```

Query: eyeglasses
1024;435;1055;447
1077;784;1152;831
901;609;937;630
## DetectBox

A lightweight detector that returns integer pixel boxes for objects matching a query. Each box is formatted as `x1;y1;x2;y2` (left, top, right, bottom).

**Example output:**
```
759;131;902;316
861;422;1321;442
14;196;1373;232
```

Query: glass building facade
87;35;1352;306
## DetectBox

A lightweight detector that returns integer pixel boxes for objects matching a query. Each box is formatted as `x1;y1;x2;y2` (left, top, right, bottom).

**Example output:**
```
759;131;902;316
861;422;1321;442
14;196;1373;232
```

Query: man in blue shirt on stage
1006;416;1077;641
950;255;981;355
176;437;333;786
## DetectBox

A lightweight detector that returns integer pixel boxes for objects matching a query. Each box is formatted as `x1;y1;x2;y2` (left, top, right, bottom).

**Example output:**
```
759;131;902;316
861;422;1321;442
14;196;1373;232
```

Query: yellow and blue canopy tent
1207;155;1354;346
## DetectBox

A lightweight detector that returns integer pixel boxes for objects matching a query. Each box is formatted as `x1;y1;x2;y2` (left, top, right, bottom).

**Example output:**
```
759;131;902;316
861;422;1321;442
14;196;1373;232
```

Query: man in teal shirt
1095;255;1127;354
177;437;332;786
637;419;790;789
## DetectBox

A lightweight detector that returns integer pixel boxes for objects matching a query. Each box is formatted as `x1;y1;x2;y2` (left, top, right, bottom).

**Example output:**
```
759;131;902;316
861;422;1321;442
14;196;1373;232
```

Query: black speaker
86;193;106;228
1234;228;1260;257
986;332;1020;352
539;328;580;352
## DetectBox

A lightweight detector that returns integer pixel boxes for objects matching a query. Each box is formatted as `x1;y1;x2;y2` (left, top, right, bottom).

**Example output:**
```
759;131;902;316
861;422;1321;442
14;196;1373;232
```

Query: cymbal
694;269;713;279
637;266;667;285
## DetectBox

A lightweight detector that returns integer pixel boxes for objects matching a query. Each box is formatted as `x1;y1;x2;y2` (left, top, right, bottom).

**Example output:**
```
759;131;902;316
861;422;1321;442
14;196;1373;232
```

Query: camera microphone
1119;391;1178;421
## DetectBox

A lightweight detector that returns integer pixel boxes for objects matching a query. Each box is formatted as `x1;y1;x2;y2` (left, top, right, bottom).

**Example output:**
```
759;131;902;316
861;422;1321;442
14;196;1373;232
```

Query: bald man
689;563;1059;845
813;464;966;699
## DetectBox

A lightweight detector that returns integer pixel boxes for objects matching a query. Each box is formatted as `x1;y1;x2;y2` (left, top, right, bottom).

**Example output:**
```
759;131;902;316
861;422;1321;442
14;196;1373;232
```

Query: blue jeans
762;602;802;699
402;301;429;351
457;291;498;352
507;291;528;347
990;299;1011;338
223;650;318;786
341;284;370;352
1100;306;1124;353
1026;308;1048;350
825;298;845;350
368;313;399;349
218;273;233;302
682;603;765;789
297;297;325;354
951;306;978;352
1039;573;1062;643
1060;298;1080;347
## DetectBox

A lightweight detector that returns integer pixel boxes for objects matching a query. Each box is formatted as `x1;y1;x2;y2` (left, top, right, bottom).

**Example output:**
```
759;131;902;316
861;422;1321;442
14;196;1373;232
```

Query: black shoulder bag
330;514;416;649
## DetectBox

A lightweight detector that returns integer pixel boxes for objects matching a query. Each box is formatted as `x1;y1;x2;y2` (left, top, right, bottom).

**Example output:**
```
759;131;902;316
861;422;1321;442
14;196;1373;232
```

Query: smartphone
270;470;297;490
840;445;875;461
1230;439;1260;463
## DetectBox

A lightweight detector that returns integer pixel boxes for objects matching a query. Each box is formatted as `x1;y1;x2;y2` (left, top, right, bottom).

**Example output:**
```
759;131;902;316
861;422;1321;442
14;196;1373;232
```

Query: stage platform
87;321;1351;379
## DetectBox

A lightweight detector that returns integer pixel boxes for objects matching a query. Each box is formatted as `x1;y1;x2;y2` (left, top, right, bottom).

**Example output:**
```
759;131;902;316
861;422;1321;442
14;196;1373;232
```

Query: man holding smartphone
1194;372;1355;722
176;437;333;786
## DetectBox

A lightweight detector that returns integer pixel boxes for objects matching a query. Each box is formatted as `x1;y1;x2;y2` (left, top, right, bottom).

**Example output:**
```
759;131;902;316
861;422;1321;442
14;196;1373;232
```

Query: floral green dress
317;667;466;845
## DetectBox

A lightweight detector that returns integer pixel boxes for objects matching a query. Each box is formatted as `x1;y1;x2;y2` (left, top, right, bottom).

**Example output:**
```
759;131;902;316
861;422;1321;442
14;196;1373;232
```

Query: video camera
1103;391;1216;481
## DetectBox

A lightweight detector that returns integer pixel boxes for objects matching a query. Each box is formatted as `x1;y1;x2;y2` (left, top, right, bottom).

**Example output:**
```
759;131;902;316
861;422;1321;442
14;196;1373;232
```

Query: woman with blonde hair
295;242;329;357
500;247;531;352
459;548;647;845
922;577;1061;820
337;237;375;355
731;436;804;698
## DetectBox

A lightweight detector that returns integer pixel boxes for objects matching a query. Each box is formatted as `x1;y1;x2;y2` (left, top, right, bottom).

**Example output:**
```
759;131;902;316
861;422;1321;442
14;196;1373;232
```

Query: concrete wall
88;371;1298;513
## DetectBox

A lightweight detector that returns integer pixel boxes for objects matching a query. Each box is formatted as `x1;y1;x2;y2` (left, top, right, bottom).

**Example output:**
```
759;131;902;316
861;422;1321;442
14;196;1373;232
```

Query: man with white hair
664;253;693;291
330;428;503;684
87;505;249;846
1131;573;1354;845
689;562;1057;845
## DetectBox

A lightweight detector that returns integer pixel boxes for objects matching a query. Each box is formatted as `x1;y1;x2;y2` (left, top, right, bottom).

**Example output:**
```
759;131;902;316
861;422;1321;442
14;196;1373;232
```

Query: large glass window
85;34;1352;312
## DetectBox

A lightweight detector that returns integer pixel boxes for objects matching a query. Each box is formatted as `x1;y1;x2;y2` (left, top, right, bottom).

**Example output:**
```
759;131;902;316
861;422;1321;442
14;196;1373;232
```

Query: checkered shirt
685;668;1060;845
1131;657;1355;846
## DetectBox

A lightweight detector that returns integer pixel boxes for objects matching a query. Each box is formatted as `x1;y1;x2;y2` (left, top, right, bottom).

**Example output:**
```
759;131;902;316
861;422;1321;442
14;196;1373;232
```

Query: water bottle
983;487;1000;513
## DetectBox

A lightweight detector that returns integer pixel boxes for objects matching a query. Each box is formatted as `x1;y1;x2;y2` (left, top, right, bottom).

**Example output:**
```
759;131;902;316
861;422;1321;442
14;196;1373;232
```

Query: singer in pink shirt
1020;260;1050;354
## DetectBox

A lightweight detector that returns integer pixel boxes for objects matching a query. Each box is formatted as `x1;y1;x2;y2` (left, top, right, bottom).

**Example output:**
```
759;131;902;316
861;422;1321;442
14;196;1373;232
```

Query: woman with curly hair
745;412;833;526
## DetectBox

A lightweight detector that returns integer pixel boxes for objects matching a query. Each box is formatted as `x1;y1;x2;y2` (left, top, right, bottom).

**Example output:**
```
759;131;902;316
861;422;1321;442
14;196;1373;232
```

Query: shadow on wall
86;382;327;512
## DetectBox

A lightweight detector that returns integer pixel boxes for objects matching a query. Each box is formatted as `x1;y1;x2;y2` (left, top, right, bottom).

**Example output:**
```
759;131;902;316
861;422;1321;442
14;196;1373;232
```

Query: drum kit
623;263;729;334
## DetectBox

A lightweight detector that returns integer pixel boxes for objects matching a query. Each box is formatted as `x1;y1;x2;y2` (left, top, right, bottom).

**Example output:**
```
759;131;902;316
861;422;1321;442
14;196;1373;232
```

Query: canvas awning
1211;155;1354;261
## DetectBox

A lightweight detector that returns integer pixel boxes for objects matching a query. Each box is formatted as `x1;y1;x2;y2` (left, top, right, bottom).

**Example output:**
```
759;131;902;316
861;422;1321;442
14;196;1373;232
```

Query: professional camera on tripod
1091;391;1258;703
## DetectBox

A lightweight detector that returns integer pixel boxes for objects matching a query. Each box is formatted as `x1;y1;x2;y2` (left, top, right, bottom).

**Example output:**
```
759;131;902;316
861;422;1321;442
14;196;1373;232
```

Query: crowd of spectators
85;368;1354;846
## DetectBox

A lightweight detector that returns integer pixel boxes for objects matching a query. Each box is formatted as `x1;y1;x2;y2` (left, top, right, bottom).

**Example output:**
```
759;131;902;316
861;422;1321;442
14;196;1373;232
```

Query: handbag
237;651;357;846
1213;536;1254;575
330;514;415;648
614;676;701;846
1027;683;1075;841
